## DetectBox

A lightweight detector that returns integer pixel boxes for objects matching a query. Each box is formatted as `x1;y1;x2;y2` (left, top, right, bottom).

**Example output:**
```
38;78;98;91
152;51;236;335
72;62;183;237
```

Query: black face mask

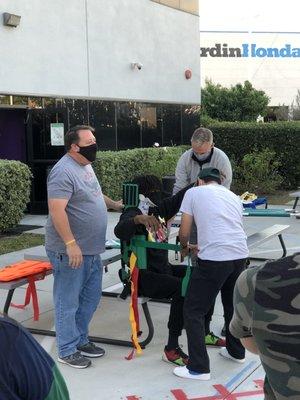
78;143;98;162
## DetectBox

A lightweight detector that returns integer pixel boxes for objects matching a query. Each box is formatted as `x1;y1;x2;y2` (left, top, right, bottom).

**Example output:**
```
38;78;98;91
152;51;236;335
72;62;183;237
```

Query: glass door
26;106;67;213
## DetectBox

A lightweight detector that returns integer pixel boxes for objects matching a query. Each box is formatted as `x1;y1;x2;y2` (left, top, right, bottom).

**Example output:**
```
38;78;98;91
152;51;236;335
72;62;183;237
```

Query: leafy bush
93;147;187;199
232;148;283;194
202;80;270;121
93;121;300;198
206;121;300;189
0;160;32;232
199;112;217;127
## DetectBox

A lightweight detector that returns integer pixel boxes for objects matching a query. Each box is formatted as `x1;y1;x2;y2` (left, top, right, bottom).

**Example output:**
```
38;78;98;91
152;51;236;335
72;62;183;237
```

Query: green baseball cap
198;167;221;184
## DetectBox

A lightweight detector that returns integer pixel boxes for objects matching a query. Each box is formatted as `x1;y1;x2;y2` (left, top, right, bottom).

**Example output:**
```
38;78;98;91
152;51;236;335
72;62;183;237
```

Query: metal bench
1;269;53;315
0;247;121;313
170;219;290;261
219;224;289;337
0;246;154;349
1;224;290;348
289;190;300;210
246;224;289;261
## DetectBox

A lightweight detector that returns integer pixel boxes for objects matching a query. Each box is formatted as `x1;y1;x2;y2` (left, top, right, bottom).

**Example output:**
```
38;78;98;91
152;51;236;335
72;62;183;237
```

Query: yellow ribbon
128;252;142;355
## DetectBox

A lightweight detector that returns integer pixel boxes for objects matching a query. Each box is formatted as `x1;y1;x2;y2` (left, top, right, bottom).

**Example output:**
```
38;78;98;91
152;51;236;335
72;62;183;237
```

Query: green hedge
94;122;300;198
0;160;32;232
206;121;300;189
93;147;187;199
232;148;283;194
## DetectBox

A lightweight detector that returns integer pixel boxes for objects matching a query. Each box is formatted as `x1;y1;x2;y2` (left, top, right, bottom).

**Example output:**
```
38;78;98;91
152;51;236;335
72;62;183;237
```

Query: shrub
205;121;300;189
199;112;217;127
0;160;32;233
93;121;300;199
232;148;283;194
201;80;270;121
93;147;188;199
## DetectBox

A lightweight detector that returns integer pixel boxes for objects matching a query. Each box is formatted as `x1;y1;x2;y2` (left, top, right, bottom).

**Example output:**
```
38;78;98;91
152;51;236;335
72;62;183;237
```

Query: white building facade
1;0;200;104
0;0;200;212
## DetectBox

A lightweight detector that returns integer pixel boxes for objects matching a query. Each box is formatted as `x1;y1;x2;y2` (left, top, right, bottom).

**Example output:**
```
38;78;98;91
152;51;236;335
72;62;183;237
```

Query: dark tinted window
182;105;200;143
30;107;66;160
88;101;116;150
139;103;163;147
116;102;141;149
162;104;181;146
65;99;89;128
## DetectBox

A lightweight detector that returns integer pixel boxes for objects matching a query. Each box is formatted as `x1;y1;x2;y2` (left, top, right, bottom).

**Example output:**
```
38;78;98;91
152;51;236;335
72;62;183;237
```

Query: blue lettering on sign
200;43;300;57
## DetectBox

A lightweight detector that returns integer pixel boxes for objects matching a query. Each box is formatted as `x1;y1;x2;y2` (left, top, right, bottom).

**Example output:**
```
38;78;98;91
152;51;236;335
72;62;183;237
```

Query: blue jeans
46;250;103;358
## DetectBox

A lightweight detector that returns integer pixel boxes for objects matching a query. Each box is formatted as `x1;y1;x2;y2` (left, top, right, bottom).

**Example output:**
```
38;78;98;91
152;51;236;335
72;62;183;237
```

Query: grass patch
0;233;44;256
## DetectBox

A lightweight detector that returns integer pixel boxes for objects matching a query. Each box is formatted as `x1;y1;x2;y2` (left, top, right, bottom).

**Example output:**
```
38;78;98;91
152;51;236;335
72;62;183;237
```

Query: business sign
50;123;64;146
200;43;300;58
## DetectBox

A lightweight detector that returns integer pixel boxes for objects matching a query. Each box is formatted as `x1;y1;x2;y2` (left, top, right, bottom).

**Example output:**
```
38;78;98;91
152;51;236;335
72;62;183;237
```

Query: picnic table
171;208;299;226
171;211;292;262
289;190;300;210
242;208;297;217
0;217;292;348
0;247;154;349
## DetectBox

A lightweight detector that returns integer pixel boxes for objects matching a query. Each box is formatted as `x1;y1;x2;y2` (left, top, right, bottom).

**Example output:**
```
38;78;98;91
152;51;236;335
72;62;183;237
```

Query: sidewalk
0;208;299;399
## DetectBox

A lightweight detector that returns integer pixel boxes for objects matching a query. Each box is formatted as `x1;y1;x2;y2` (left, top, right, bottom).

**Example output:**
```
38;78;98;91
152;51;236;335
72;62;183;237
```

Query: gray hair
191;128;213;146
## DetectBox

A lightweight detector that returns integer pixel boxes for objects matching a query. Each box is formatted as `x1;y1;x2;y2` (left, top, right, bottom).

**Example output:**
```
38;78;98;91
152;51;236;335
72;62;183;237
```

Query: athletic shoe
77;342;105;358
58;351;91;369
219;347;245;364
173;366;211;380
205;332;226;347
162;346;189;366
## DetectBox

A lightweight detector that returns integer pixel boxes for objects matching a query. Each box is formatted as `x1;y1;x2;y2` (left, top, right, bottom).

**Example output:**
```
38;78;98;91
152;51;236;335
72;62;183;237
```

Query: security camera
131;62;143;70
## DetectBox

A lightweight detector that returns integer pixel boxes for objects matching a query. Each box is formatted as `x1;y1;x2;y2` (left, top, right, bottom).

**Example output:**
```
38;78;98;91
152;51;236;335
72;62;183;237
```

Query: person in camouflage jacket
230;253;300;400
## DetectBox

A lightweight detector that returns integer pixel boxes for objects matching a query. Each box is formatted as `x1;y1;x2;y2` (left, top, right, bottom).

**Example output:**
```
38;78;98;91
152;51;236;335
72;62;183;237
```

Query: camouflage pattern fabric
230;253;300;400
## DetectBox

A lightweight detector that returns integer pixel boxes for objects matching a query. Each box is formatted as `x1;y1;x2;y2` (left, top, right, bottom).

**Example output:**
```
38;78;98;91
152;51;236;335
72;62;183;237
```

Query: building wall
200;31;300;106
0;0;200;104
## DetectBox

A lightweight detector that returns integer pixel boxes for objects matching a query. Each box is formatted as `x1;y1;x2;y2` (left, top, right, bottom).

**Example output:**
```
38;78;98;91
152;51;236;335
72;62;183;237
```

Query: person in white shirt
173;167;249;380
173;127;232;344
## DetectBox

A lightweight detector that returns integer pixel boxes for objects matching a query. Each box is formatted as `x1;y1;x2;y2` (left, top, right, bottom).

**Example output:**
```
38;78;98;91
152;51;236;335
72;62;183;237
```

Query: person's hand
188;244;198;256
180;244;198;261
180;245;190;261
66;242;83;269
113;199;124;211
134;214;161;233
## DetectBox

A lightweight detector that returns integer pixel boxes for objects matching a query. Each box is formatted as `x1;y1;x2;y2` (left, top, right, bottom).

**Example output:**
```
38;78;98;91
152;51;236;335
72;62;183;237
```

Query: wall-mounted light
131;62;143;70
185;69;192;79
3;13;21;28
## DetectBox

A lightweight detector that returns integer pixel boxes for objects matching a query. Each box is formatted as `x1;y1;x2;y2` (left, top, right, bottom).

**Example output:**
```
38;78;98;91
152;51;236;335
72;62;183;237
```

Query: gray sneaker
58;351;91;369
77;342;105;358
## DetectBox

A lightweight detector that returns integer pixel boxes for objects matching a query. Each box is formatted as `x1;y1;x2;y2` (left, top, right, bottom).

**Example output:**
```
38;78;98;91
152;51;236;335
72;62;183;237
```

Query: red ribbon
11;275;42;321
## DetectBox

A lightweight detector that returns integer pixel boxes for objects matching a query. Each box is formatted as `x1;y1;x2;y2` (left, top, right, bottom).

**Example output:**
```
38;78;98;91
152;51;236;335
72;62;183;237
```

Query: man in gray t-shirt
45;154;107;255
45;125;121;369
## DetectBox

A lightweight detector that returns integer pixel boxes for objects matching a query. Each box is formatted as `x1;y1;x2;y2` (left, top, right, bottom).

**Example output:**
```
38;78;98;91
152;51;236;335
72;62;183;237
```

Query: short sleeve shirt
230;253;300;400
180;184;248;261
45;154;107;255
